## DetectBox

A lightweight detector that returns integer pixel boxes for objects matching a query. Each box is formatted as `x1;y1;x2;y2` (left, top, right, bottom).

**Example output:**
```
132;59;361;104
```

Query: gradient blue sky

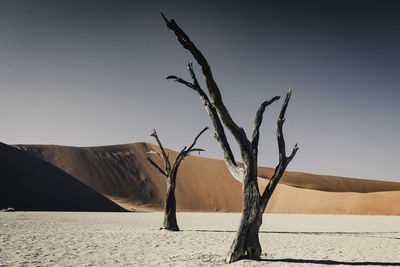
1;0;399;182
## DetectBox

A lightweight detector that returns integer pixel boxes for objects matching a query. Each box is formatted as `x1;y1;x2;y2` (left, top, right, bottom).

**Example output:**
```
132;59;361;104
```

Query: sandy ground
1;212;400;266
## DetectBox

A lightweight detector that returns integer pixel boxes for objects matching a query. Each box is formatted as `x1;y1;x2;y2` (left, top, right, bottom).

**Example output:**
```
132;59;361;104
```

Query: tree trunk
226;213;262;263
162;179;179;231
226;171;263;263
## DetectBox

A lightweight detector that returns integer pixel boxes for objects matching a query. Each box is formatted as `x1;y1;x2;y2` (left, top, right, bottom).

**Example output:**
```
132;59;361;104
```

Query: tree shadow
259;231;399;235
187;229;236;233
262;258;400;266
189;229;399;239
259;231;400;240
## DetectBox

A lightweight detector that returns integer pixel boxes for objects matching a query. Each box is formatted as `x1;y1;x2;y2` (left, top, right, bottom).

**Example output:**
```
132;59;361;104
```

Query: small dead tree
162;13;299;262
147;127;208;231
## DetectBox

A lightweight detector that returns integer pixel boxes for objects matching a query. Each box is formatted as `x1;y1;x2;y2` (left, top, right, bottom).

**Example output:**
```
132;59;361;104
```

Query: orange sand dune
15;143;241;212
0;142;125;212
259;179;400;215
258;168;400;193
14;142;400;215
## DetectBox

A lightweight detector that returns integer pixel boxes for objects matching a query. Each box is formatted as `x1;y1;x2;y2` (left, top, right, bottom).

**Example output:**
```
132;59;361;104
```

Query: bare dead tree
147;127;208;231
162;13;299;262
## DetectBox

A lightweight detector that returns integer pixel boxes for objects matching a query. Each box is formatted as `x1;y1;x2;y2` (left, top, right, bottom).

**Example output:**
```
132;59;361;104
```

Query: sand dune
14;143;242;212
260;180;400;215
0;142;125;212
14;143;174;211
258;168;400;193
13;142;400;215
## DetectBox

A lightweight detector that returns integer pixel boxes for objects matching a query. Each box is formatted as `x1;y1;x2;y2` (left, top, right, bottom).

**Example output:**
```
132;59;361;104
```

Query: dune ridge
12;142;400;215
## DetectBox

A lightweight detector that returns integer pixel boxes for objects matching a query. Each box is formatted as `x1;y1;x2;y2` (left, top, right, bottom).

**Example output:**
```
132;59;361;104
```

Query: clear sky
1;0;399;182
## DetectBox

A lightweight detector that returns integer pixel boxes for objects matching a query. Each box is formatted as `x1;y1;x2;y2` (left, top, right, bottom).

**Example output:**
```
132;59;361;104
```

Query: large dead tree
162;13;299;262
147;127;208;231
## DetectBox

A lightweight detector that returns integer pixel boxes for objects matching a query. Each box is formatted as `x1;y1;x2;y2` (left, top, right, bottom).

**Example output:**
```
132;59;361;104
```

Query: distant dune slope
14;143;400;215
0;142;125;212
258;168;400;193
258;179;400;215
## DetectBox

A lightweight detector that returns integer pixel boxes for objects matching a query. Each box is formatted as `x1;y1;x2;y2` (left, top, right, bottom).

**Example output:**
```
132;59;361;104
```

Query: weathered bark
163;180;179;231
147;127;208;231
226;174;263;262
162;12;299;263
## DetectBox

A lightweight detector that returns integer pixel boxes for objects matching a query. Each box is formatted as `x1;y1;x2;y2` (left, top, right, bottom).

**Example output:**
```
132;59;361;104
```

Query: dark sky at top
0;0;399;181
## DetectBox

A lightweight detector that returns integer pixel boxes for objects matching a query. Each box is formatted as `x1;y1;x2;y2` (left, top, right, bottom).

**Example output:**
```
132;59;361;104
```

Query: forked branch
260;90;299;208
172;126;208;174
189;148;205;153
147;127;209;179
150;129;171;171
146;157;167;177
251;96;281;157
167;63;244;181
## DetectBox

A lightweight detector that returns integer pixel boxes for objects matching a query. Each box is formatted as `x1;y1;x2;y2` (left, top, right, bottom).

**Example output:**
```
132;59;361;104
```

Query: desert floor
1;212;400;266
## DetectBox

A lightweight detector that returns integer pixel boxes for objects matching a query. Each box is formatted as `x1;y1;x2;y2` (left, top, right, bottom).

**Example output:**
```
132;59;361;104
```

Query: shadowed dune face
15;143;167;210
13;143;400;215
0;142;125;212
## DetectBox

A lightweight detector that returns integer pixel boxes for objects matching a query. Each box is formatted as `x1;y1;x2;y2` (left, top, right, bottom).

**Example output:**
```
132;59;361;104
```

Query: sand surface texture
1;212;400;266
12;143;400;215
